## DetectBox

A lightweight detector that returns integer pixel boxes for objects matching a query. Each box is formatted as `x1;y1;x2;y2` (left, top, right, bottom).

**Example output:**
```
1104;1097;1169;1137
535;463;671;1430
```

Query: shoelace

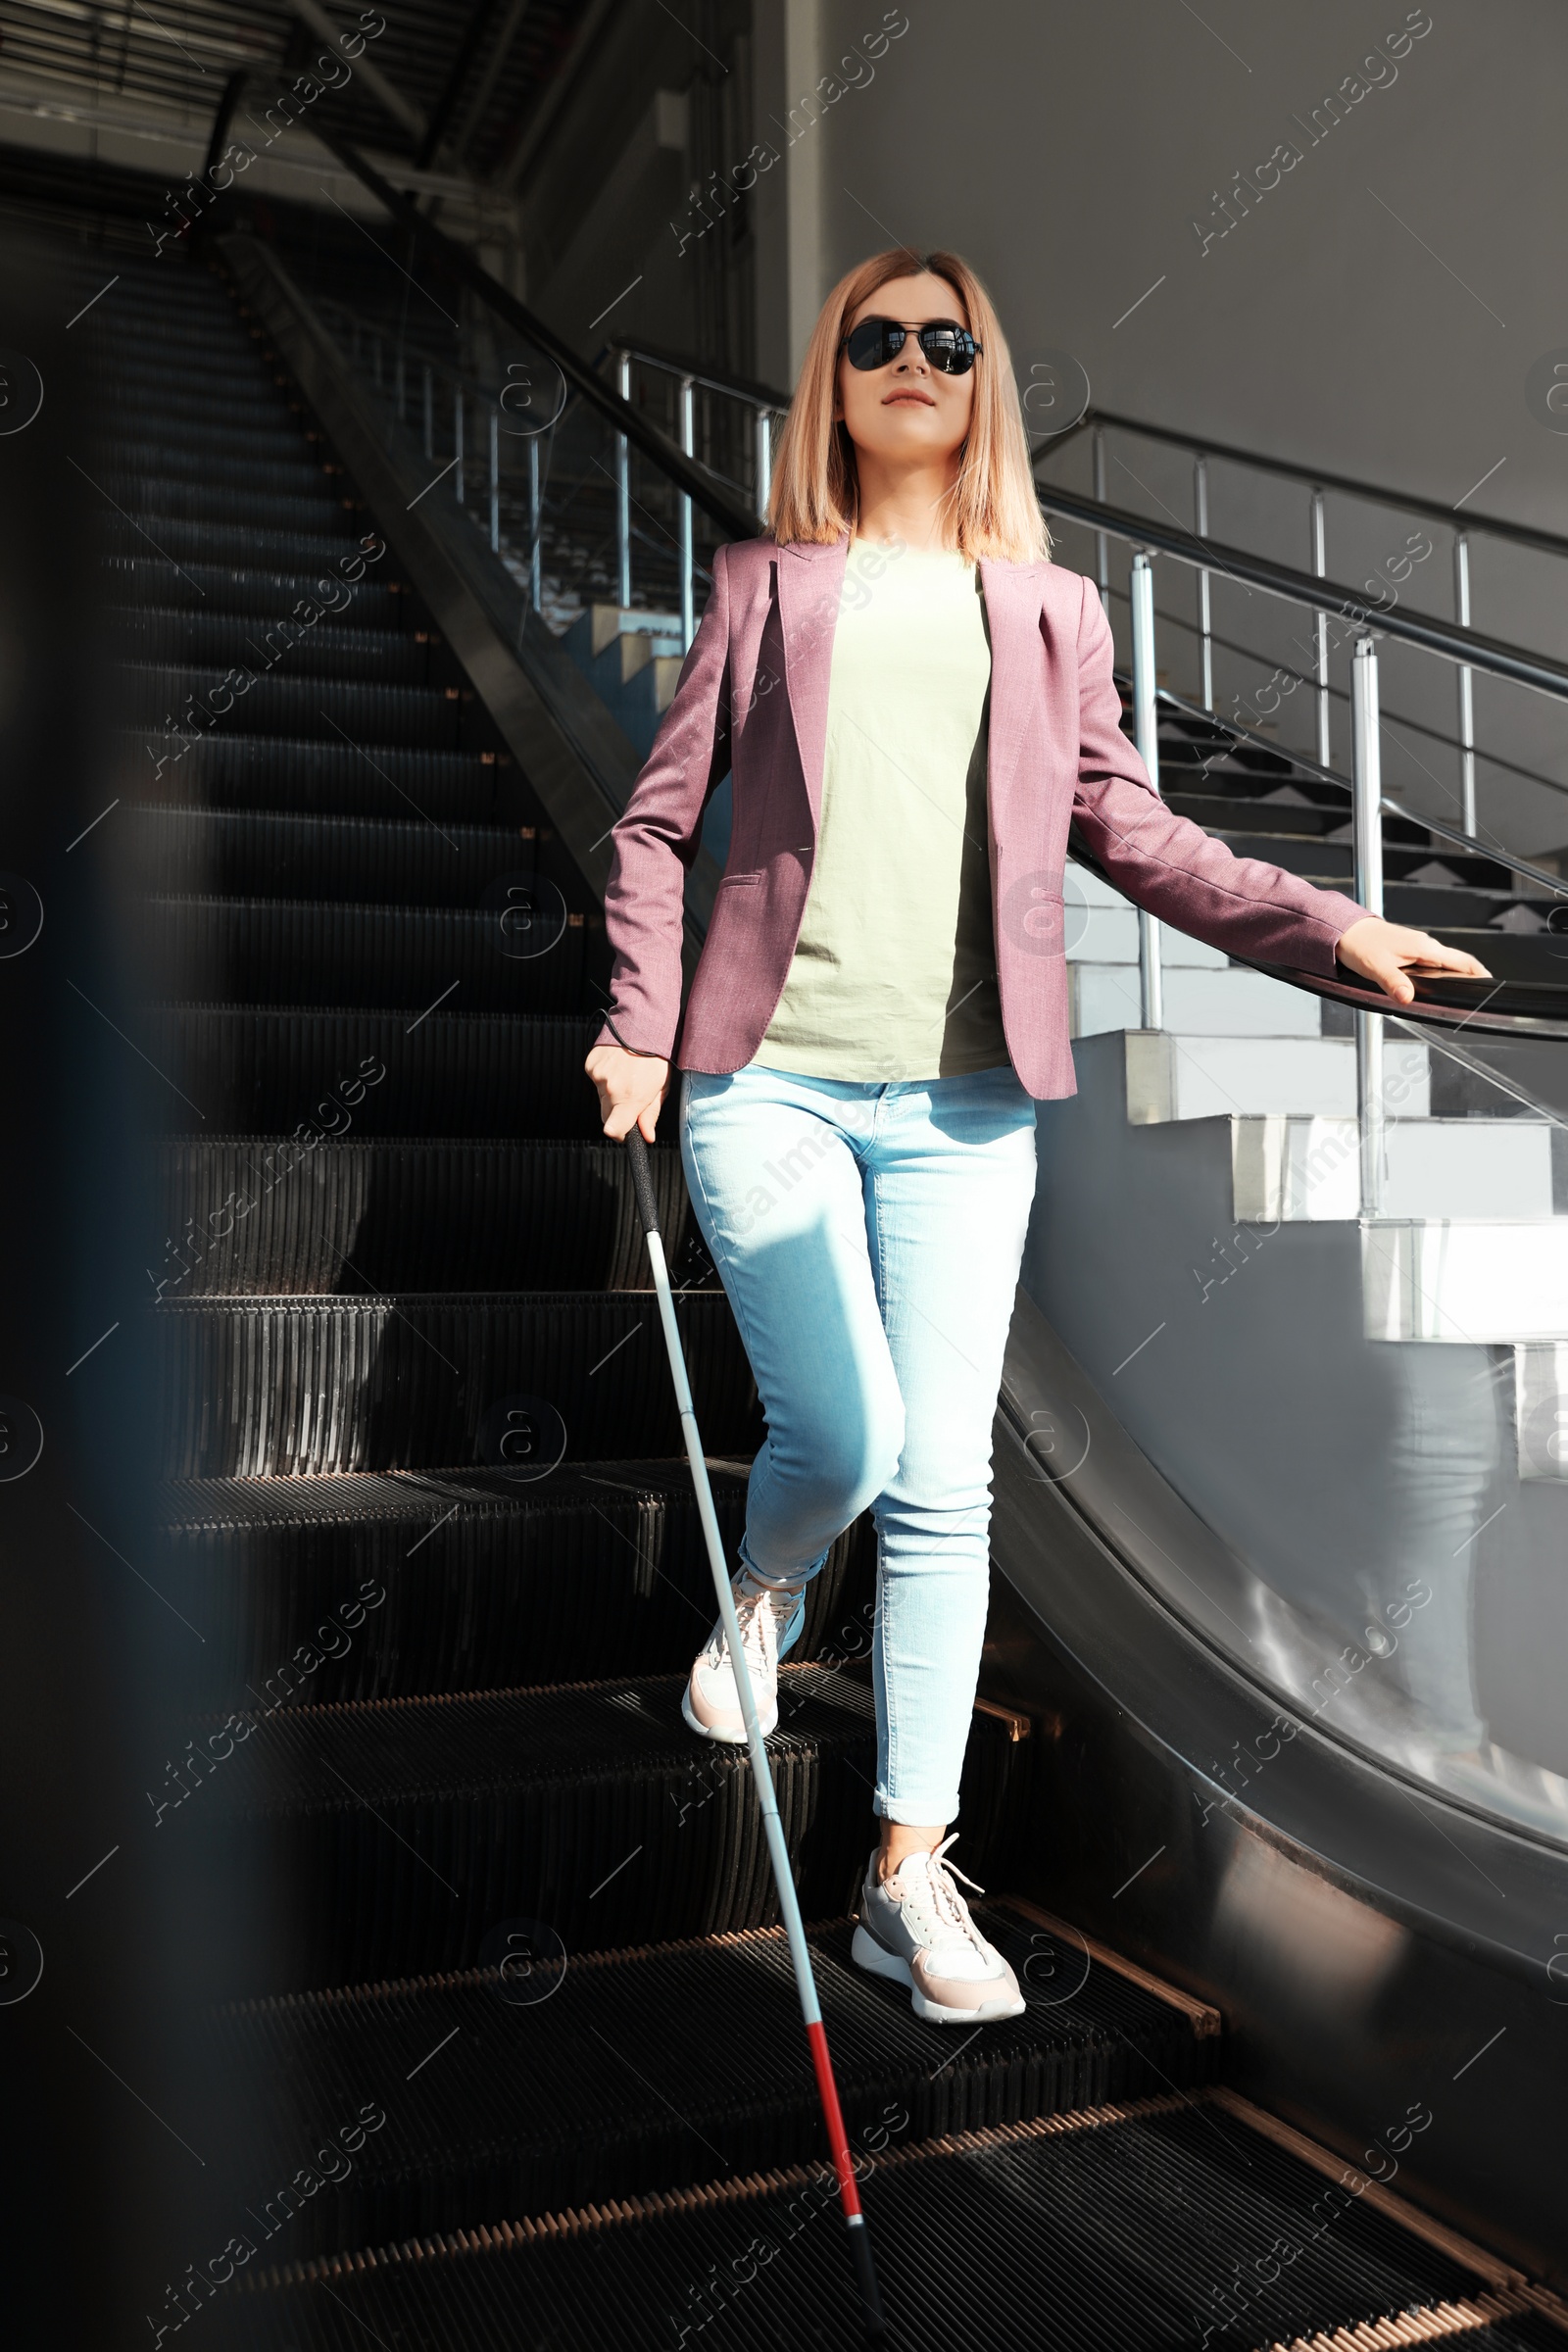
706;1576;798;1676
901;1834;988;1945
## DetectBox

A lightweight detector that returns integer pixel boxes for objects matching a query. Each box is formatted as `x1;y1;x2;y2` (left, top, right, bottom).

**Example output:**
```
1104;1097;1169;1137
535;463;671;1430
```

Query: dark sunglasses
841;317;983;375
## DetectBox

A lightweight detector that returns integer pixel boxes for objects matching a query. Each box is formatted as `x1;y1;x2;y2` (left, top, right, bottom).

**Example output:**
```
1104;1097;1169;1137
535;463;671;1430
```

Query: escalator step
102;475;352;531
106;384;304;422
157;1466;872;1705
71;272;231;313
116;614;431;686
121;669;457;746
171;1665;1026;1992
213;2098;1549;2352
150;1137;698;1296
133;809;530;904
199;1907;1213;2258
107;563;406;630
123;736;496;819
108;443;328;493
108;392;302;435
139;898;587;1011
97;354;283;397
101;514;362;569
140;1006;602;1137
153;1290;759;1475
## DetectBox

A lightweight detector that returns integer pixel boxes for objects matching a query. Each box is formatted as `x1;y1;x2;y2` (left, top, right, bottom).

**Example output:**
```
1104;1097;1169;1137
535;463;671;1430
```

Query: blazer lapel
776;535;849;832
979;559;1045;836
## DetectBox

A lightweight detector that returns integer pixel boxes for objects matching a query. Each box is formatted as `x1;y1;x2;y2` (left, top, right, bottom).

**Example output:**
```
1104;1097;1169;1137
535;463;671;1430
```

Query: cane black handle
624;1125;661;1238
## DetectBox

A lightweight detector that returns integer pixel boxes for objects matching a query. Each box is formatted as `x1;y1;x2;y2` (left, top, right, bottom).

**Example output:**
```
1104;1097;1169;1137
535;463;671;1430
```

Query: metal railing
315;127;760;554
602;343;787;650
1045;409;1568;836
1050;481;1568;1216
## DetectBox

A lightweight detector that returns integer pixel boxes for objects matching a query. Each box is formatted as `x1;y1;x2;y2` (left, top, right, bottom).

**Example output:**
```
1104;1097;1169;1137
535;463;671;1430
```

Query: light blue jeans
679;1061;1039;1825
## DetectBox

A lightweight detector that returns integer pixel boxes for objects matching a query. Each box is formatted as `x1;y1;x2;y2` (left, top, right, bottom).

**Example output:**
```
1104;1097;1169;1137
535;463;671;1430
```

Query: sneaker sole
680;1683;779;1743
850;1921;1027;2025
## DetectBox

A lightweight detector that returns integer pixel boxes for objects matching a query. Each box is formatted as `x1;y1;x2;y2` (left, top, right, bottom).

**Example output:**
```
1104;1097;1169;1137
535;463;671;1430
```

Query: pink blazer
595;534;1369;1101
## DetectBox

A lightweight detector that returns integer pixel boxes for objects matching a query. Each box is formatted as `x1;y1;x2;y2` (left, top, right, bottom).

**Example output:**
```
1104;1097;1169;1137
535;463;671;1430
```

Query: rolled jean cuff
875;1786;961;1828
736;1533;830;1593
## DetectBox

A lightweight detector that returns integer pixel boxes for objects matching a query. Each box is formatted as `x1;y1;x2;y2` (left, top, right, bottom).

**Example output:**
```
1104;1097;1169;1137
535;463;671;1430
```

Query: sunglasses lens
845;318;900;370
919;327;975;374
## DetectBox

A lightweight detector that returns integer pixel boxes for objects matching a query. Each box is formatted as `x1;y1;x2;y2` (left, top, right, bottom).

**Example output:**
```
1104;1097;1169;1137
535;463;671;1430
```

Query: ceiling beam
497;0;623;194
417;0;509;171
0;70;500;214
446;0;532;171
282;0;427;145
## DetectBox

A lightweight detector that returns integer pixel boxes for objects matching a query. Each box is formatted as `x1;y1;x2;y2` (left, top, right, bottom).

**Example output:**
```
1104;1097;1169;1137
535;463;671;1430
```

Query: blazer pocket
717;870;764;886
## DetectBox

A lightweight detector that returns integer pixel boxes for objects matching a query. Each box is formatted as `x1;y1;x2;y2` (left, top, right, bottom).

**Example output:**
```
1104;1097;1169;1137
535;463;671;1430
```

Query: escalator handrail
312;128;763;546
1043;405;1568;565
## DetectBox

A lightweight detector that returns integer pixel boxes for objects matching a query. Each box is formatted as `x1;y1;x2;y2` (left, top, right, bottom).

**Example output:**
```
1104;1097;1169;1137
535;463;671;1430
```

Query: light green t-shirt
753;539;1008;1082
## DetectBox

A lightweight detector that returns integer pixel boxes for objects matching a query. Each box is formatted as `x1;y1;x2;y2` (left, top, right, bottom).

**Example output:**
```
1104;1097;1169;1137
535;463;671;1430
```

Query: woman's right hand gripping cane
585;1043;671;1143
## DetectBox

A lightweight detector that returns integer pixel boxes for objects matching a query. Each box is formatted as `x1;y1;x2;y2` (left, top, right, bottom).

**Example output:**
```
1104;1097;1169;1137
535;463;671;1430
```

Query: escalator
21;195;1568;2349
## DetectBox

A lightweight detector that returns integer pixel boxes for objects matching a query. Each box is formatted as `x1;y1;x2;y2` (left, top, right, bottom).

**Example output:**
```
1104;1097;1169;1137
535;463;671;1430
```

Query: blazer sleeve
594;542;734;1057
1068;574;1370;977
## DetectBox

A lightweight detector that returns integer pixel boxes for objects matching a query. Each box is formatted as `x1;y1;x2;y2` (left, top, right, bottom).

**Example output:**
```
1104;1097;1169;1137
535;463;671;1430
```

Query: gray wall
753;0;1568;853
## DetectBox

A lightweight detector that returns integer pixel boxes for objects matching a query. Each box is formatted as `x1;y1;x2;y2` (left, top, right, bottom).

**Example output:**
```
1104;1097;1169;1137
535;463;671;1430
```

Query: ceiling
0;0;601;184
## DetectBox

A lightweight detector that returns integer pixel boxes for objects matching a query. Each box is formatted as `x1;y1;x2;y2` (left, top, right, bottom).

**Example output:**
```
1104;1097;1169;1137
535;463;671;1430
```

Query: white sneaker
851;1835;1026;2024
681;1571;808;1742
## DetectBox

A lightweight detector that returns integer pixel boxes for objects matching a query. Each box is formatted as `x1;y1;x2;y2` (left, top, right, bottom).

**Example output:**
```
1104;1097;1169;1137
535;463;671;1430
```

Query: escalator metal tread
152;1290;758;1475
171;1668;1028;1995
139;1004;603;1137
193;1908;1215;2259
211;2096;1564;2351
151;1132;693;1293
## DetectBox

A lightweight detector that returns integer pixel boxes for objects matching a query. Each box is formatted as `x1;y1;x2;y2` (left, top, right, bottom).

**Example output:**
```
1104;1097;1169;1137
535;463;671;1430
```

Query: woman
585;247;1487;2026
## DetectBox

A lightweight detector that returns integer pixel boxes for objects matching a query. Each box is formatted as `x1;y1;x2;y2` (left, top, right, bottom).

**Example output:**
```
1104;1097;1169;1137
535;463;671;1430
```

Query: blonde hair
766;247;1050;564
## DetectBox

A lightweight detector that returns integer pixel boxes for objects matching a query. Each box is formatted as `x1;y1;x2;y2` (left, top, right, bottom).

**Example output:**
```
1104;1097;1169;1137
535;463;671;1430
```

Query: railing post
756;406;772;521
615;349;632;609
1131;552;1163;1031
1311;487;1331;768
1454;529;1477;833
678;372;696;651
422;364;433;460
454;387;465;504
1093;422;1109;613
1193;453;1212;711
528;434;542;613
488;404;500;552
1351;635;1385;1218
